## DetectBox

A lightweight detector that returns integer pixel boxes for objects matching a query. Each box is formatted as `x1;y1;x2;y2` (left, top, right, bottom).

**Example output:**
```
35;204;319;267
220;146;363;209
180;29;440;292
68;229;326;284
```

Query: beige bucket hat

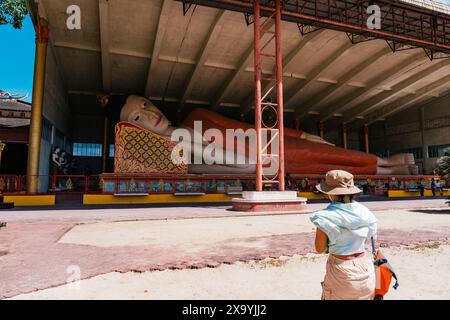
316;170;362;195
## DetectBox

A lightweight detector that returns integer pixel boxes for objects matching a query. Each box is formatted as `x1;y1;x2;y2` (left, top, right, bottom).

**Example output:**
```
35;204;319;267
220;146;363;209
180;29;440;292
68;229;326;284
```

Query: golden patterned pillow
113;122;187;174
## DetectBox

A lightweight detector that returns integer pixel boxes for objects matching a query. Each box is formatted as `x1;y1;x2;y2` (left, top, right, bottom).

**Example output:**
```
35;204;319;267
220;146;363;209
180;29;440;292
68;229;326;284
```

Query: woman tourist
310;170;377;300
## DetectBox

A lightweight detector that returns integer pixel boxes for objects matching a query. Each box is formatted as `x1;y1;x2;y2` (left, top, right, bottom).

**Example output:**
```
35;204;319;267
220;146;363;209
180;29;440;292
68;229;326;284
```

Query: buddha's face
120;95;170;135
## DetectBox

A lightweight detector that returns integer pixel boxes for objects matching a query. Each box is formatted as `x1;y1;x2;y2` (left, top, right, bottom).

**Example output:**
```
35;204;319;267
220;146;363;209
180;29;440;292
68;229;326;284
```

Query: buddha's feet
376;164;419;175
377;153;415;167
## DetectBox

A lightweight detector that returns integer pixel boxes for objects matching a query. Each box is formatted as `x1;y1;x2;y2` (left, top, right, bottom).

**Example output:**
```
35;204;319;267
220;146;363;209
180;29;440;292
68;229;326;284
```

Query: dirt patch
405;241;445;251
249;257;289;269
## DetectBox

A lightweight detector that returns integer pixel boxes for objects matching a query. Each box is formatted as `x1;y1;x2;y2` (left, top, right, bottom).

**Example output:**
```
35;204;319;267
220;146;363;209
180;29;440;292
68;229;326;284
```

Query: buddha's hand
301;132;335;146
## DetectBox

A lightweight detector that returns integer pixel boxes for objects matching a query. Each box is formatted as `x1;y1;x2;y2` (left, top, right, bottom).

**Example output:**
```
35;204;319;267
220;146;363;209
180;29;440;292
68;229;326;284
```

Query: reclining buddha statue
115;95;416;175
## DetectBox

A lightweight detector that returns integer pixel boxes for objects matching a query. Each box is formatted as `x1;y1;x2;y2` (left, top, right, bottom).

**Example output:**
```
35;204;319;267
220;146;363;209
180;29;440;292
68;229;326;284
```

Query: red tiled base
1;219;449;298
232;200;308;212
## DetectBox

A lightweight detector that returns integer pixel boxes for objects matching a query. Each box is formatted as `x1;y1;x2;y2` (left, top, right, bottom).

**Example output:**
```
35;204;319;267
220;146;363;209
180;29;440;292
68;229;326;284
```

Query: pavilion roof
27;0;450;127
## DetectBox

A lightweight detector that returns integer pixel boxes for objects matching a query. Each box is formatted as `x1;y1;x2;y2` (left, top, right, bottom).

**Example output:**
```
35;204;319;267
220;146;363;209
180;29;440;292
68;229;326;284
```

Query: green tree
0;0;27;29
434;156;450;179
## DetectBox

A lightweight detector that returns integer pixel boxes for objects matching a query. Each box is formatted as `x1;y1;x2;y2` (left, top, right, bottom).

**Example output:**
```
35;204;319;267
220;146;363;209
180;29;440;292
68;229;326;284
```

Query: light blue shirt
310;201;377;255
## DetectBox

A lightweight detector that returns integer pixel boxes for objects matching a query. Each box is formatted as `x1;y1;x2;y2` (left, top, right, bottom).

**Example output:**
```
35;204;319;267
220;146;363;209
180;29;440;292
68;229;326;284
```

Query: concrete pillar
26;18;49;194
363;124;369;153
102;117;109;172
383;122;389;156
176;108;182;126
294;118;300;131
50;125;55;145
318;121;325;139
342;122;348;149
419;107;428;174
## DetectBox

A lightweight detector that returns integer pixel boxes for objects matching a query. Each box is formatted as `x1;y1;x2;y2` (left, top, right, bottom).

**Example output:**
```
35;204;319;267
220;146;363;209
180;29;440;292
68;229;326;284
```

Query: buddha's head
120;95;171;135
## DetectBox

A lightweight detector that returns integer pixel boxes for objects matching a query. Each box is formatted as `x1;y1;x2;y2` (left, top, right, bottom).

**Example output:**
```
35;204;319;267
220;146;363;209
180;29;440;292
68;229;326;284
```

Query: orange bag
371;237;399;300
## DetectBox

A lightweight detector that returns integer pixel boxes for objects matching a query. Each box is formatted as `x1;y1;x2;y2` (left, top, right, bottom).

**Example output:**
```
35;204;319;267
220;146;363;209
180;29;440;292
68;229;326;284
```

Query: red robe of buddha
182;108;378;175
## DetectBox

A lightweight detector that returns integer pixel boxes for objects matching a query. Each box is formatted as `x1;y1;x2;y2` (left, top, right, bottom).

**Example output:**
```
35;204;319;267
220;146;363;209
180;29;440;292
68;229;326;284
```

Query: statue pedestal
232;191;308;212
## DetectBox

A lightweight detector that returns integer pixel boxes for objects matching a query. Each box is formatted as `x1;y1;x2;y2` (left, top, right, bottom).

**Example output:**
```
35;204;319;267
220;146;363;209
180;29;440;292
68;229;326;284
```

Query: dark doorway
0;143;28;175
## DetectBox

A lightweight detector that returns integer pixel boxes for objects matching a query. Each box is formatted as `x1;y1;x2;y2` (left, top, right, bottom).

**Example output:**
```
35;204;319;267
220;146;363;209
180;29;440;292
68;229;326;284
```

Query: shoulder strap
371;236;377;260
391;272;400;290
371;237;400;290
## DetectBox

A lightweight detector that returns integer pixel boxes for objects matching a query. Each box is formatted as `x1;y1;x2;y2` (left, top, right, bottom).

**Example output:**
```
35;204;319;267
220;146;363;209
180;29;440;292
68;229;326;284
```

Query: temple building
0;92;31;175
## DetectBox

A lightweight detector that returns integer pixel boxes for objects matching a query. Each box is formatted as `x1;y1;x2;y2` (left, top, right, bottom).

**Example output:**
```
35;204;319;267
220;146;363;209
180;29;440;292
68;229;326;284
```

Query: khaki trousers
321;253;375;300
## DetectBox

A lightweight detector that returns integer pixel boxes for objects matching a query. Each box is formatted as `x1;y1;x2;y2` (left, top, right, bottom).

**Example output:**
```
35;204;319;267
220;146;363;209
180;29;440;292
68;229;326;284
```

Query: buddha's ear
128;110;141;123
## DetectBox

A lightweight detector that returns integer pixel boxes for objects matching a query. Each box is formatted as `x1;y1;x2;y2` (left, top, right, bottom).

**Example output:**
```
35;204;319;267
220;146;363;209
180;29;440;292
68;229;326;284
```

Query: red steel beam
179;0;450;53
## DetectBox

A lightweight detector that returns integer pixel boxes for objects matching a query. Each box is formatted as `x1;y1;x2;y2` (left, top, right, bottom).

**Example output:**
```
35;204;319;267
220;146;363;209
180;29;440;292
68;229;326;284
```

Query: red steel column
275;0;285;191
253;0;263;191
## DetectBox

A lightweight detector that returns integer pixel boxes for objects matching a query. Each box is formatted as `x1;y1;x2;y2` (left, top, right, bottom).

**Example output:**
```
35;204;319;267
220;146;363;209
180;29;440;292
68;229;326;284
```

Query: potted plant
434;156;450;206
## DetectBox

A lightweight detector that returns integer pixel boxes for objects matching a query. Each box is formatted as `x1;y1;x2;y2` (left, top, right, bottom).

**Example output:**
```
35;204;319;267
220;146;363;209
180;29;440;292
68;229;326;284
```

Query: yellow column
26;18;49;194
318;121;325;139
364;124;369;153
342;122;348;149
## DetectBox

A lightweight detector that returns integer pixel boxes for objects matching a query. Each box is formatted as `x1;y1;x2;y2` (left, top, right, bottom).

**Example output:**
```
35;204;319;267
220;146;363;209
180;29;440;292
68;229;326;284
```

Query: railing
0;174;446;196
0;175;20;193
90;174;257;195
290;174;447;196
15;175;87;194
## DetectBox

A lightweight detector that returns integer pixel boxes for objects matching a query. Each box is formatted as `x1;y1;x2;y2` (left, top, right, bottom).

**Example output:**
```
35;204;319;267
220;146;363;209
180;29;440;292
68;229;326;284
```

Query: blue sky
1;2;450;104
0;15;35;102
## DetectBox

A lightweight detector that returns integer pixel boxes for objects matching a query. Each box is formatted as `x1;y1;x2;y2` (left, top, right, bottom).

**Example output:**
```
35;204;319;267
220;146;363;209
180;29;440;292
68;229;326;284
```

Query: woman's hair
333;194;356;203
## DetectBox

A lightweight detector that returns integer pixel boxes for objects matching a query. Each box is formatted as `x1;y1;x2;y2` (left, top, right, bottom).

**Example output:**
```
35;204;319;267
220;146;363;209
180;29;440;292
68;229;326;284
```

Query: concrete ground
1;199;450;300
10;244;450;300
